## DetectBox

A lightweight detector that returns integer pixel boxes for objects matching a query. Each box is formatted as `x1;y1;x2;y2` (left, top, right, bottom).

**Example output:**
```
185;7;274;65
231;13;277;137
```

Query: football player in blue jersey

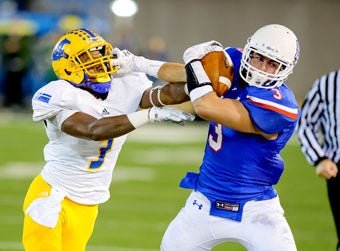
161;24;300;251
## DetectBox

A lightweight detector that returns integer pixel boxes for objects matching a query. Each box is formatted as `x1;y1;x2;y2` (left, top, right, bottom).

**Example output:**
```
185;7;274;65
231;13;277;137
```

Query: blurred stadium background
0;0;339;250
0;0;340;107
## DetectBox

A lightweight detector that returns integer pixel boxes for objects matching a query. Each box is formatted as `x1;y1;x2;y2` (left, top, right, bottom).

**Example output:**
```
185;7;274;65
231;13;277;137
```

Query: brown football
200;51;234;97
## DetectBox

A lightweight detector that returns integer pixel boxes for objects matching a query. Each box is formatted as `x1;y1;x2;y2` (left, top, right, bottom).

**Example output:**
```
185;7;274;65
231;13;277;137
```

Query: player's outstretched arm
112;48;186;82
139;82;190;109
157;62;186;83
61;107;195;141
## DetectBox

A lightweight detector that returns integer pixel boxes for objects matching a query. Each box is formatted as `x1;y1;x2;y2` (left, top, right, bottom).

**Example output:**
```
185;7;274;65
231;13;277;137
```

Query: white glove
149;107;195;125
183;40;224;64
111;48;164;77
25;187;66;228
111;48;135;76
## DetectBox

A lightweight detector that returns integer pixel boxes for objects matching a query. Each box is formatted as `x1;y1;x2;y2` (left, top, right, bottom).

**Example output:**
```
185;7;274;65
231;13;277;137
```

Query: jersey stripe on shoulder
34;93;52;103
247;96;299;120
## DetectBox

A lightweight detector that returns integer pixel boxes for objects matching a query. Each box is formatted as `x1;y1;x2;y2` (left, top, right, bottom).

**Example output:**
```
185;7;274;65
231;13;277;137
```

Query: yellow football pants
22;174;98;251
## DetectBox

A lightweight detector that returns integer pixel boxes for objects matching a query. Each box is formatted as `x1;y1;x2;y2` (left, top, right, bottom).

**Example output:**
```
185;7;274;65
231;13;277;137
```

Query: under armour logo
102;108;110;115
193;200;203;210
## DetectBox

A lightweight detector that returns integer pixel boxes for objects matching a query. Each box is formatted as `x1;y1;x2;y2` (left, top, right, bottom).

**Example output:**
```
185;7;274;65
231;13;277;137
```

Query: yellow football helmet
51;28;118;93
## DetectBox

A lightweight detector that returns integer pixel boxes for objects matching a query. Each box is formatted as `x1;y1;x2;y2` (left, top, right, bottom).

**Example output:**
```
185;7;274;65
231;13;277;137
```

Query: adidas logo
102;108;110;115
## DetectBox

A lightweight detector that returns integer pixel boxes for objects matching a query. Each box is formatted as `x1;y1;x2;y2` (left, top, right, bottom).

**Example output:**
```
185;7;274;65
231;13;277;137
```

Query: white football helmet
239;24;300;88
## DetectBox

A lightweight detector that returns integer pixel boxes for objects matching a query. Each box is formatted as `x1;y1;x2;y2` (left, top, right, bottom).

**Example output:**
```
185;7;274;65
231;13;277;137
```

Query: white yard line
0;164;156;181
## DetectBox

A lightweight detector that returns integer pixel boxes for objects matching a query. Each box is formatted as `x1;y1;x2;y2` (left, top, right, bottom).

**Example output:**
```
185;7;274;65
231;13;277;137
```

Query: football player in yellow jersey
22;28;194;251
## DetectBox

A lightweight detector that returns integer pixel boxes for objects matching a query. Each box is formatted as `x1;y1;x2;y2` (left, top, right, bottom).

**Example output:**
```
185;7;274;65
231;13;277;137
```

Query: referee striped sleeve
297;69;340;165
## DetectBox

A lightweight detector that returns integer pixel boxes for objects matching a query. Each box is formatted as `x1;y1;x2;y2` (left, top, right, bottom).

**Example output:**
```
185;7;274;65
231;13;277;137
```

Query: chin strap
84;73;111;94
67;73;111;94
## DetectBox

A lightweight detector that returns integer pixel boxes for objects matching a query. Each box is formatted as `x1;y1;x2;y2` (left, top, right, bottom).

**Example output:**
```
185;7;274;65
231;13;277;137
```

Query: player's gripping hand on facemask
111;48;165;78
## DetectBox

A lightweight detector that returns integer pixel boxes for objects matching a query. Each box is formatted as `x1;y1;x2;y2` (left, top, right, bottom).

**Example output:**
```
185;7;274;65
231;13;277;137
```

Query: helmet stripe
80;28;96;37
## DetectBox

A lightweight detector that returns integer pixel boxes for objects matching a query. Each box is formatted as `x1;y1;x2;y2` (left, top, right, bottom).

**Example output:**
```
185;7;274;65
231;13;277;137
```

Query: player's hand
316;159;338;179
149;107;195;125
183;40;224;64
112;48;164;78
111;48;135;76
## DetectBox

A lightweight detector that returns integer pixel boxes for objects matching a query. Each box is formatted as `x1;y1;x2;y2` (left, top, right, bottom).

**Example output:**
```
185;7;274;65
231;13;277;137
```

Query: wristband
149;86;158;107
185;60;213;100
189;60;211;84
134;56;165;77
149;86;166;107
157;86;166;106
127;109;150;128
189;85;214;102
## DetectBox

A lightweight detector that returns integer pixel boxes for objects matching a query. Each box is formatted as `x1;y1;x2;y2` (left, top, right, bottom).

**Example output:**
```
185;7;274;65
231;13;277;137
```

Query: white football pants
161;191;297;251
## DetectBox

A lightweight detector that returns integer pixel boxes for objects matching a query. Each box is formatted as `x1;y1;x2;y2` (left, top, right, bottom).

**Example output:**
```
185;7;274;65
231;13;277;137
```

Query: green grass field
0;112;336;251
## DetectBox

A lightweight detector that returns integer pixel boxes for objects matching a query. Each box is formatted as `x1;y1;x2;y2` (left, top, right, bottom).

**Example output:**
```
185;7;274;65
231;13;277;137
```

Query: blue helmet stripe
80;28;96;37
51;38;70;60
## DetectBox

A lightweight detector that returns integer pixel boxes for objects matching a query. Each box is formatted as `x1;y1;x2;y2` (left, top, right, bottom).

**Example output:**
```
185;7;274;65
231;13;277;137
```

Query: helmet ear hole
69;71;84;85
64;69;72;75
62;68;84;84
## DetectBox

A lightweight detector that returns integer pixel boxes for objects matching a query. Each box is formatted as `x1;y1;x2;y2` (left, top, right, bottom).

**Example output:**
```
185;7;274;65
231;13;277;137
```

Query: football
200;51;234;97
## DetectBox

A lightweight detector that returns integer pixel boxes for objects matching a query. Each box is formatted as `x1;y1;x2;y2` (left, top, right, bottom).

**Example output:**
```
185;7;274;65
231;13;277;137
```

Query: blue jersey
180;47;300;222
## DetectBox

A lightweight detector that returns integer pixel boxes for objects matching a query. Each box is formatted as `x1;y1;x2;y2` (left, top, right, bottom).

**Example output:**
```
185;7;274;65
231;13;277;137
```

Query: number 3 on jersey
209;123;222;151
88;139;113;170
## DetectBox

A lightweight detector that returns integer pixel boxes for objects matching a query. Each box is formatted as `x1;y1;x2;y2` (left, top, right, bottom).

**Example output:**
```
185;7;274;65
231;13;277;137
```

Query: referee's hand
316;159;338;179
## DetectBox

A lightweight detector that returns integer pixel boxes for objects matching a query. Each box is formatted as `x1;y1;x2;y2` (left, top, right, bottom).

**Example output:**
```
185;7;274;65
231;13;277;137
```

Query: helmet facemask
73;44;116;93
240;47;292;88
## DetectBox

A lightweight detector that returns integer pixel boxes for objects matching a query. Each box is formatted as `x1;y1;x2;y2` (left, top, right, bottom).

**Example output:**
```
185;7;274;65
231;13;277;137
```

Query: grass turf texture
0;113;336;251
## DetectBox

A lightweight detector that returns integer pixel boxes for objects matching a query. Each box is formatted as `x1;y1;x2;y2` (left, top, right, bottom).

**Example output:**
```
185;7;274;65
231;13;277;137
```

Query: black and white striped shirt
297;69;340;166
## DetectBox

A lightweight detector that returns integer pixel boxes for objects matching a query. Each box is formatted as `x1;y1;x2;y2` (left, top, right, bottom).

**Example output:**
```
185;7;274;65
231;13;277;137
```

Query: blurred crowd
0;0;170;111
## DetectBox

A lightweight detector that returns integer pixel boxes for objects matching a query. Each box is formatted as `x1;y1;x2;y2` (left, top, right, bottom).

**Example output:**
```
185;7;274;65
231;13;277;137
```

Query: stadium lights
110;0;139;17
